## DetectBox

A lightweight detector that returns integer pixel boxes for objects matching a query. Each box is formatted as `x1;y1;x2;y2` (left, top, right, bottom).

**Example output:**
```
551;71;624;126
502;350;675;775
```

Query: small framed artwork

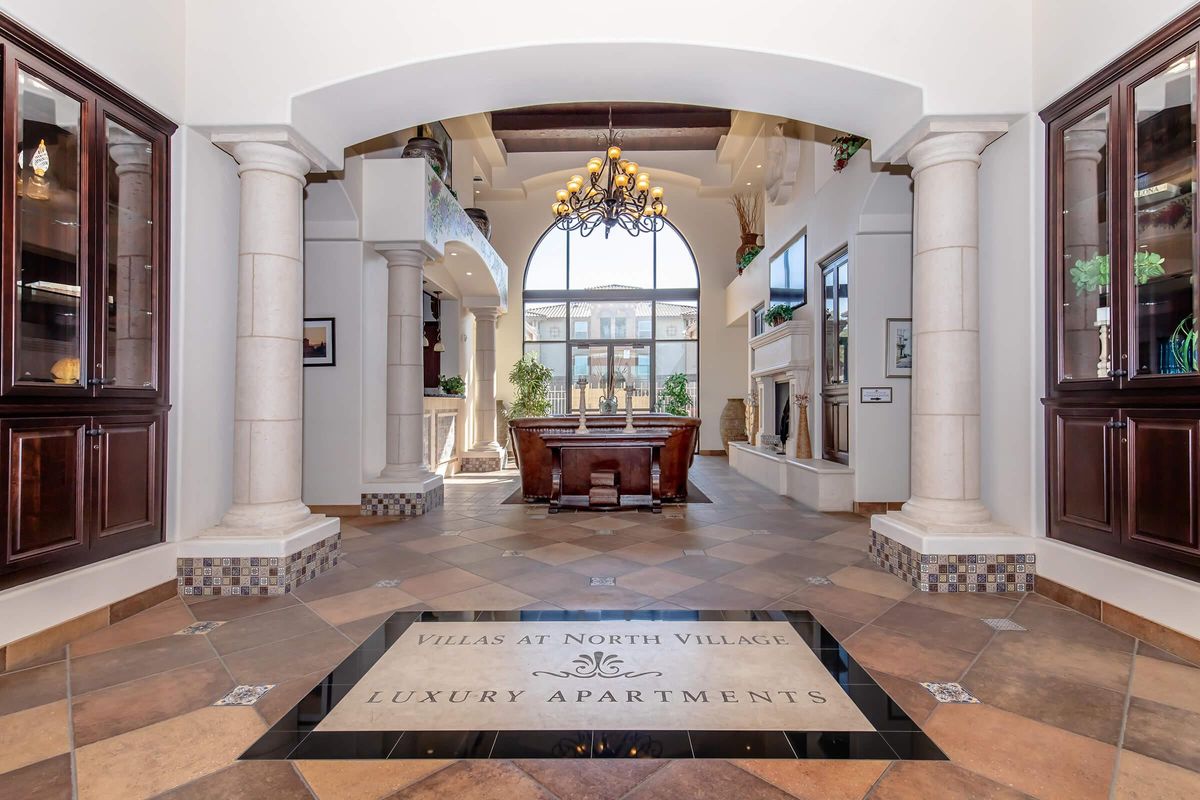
885;317;912;378
303;318;336;367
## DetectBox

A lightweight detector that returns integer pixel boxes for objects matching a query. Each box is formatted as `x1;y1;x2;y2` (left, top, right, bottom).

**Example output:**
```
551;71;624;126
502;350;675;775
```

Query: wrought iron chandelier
550;111;667;237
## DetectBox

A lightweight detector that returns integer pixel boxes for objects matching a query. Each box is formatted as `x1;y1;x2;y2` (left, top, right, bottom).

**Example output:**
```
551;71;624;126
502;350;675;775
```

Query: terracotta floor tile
828;565;913;601
617;566;706;598
690;524;754;542
715;566;803;600
817;528;872;550
427;583;539;611
307;587;424;625
664;581;775;610
843;625;974;683
787;584;899;623
1122;696;1200;772
1130;653;1200;714
868;761;1033;799
762;553;855;582
544;585;659;610
154;760;313;799
207;603;331;655
390;760;555;799
432;542;507;566
4;607;108;671
0;699;70;773
625;759;795;799
872;600;995;653
962;654;1126;744
561;554;650;577
0;753;73;800
1101;603;1200;665
400;535;473;555
69;632;215;696
515;760;665;800
466;554;547;582
297;759;451;800
292;564;390;601
1113;750;1200;799
655;554;744;580
185;593;301;621
253;668;330;727
572;517;638;531
704;541;777;565
339;612;395;645
222;627;355;686
792;541;872;565
733;759;886;799
524;542;597;565
868;670;940;725
75;705;266;800
974;629;1133;693
727;533;808;553
485;534;558;552
458;525;531;543
924;703;1116;800
69;598;195;659
902;588;1020;619
610;541;686;566
1010;600;1134;654
0;658;67;716
396;567;489;601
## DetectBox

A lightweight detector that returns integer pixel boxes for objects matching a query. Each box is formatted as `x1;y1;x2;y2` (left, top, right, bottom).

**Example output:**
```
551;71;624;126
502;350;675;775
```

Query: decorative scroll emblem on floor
532;651;664;679
921;682;980;703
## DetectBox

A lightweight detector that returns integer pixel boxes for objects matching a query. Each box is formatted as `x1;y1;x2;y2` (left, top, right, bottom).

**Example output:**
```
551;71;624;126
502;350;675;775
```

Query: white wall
484;153;745;452
762;143;914;502
302;241;366;505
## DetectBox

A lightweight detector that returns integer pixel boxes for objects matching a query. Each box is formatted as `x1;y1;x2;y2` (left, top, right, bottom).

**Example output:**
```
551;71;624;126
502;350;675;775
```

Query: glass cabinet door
13;66;86;389
100;114;159;391
1058;103;1113;382
1129;46;1198;379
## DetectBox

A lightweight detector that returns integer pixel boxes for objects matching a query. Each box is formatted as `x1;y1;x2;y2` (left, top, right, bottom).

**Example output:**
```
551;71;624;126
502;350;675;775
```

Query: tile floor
0;457;1198;799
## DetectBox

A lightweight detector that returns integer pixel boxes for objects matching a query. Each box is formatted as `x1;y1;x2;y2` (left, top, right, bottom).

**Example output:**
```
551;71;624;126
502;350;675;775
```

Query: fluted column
469;307;502;452
901;131;994;527
379;248;437;482
221;141;313;530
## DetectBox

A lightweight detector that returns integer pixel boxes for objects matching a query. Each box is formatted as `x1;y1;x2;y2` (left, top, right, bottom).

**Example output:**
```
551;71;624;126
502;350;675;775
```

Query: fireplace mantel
749;320;813;460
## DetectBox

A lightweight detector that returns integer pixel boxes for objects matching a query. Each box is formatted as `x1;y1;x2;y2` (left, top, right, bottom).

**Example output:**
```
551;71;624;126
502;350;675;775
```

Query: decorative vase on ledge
401;136;448;179
720;398;749;451
464;207;492;240
736;232;761;264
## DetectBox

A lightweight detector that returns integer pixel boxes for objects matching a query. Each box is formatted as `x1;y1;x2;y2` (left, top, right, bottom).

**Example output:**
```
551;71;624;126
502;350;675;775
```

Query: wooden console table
539;429;673;513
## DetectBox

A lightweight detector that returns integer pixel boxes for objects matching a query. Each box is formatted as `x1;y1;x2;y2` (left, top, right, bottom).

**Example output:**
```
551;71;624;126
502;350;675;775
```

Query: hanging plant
831;135;867;172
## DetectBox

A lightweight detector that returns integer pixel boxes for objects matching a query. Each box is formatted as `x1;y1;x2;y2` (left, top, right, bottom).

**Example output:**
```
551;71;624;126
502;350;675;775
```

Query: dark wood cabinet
1042;5;1200;582
0;13;174;589
822;390;850;464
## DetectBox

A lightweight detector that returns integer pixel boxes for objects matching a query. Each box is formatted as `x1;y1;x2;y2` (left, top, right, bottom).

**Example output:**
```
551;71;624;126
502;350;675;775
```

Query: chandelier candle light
551;113;667;238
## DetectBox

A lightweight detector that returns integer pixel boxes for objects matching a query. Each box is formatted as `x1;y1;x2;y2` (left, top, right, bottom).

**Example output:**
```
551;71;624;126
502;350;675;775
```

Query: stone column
753;376;768;445
901;131;995;527
378;248;438;483
108;131;153;388
462;307;506;472
220;141;313;531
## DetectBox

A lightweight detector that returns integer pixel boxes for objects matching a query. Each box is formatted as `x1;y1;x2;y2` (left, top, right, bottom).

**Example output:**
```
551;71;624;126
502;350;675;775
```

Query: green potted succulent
438;374;465;397
507;354;553;419
657;372;693;416
763;303;794;327
1069;251;1165;296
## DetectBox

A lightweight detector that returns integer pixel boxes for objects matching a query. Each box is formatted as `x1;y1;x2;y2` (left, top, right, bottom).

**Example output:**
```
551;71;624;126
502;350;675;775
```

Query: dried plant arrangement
730;192;762;236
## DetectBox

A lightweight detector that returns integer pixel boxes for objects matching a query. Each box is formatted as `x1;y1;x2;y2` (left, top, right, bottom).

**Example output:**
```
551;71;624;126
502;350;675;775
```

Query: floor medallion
242;610;946;761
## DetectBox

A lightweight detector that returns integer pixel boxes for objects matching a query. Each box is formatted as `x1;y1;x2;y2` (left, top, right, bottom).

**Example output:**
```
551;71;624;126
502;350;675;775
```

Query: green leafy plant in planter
657;373;693;416
737;245;763;273
1170;314;1198;373
1069;252;1166;295
438;374;465;396
763;303;794;327
507;354;553;418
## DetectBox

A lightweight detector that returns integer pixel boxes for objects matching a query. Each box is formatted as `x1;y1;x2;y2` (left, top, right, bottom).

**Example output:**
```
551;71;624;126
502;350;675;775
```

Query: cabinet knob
1105;420;1128;430
87;378;116;386
85;428;104;437
1106;368;1128;378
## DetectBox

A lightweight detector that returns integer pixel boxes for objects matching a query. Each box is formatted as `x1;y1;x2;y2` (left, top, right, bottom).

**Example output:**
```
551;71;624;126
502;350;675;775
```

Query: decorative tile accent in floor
981;617;1027;631
241;610;946;761
215;685;276;706
588;577;616;586
176;532;341;596
174;621;226;635
920;682;980;704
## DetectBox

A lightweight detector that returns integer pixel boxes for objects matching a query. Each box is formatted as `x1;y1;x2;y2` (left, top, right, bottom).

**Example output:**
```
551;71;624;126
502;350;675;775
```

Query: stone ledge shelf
729;442;854;512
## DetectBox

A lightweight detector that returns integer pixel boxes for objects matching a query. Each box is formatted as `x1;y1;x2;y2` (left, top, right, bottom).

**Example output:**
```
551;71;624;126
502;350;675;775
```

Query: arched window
523;222;699;414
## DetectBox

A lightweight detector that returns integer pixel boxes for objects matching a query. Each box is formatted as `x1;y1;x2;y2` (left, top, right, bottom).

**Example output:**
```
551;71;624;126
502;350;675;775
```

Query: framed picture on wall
885;317;912;377
303;318;336;367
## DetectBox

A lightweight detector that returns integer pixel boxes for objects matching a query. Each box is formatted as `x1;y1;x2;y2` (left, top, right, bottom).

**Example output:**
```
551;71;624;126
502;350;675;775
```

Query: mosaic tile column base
869;530;1035;593
360;486;445;516
177;532;341;597
459;453;505;473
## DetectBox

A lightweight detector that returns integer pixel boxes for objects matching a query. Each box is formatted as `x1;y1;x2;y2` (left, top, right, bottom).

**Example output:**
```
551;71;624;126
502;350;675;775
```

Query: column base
460;446;507;473
177;515;341;597
869;511;1035;594
361;473;444;516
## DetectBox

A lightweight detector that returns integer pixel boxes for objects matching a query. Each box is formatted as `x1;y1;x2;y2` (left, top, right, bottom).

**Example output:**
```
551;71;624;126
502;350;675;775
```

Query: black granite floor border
241;610;946;761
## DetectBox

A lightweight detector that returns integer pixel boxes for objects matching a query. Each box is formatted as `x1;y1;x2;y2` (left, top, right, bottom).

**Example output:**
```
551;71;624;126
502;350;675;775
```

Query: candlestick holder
624;388;636;432
576;377;589;433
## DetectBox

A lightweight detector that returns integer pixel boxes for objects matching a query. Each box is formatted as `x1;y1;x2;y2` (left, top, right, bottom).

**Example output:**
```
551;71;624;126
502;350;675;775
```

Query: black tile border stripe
240;609;947;761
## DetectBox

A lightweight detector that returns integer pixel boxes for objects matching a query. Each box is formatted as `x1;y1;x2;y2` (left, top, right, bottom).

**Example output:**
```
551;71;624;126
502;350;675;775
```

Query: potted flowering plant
763;303;794;327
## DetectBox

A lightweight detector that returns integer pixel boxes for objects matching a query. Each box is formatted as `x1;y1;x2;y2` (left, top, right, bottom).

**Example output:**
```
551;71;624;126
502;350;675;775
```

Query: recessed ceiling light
450;252;458;256
756;164;762;168
746;181;752;186
466;271;473;276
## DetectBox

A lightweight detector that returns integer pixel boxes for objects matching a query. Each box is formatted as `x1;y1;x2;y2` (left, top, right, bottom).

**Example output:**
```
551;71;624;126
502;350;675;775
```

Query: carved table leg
549;446;562;513
650;445;662;513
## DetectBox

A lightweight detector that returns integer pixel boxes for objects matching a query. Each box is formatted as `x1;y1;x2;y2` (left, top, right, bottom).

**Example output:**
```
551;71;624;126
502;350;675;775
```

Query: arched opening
522;220;699;415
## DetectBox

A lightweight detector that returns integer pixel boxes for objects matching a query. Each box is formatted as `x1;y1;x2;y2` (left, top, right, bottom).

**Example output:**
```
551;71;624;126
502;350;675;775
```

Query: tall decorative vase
745;392;759;446
720;398;748;452
795;400;813;459
736;232;761;263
